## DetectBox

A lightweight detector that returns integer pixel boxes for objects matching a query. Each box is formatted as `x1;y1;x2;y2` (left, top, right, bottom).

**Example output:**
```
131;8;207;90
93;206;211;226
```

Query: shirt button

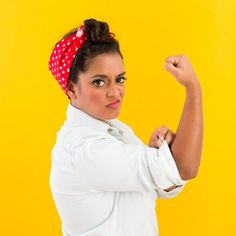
118;130;123;135
108;128;113;132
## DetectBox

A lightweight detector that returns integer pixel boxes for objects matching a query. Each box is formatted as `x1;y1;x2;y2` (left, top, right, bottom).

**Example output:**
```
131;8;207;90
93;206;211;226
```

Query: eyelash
92;77;127;87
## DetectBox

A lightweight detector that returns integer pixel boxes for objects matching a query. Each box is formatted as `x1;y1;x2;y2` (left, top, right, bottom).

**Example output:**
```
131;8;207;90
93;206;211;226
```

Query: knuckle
151;133;156;139
161;125;168;132
155;129;161;135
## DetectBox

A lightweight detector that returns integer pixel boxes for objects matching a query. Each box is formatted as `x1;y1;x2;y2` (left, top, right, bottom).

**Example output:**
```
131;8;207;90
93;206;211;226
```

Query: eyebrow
90;72;126;79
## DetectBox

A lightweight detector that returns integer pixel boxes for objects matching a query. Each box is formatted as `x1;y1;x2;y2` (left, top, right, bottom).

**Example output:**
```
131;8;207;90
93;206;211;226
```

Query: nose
107;84;121;98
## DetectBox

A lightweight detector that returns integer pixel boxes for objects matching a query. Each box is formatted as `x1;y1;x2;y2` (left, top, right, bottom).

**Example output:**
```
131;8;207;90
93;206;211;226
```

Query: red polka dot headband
48;25;87;99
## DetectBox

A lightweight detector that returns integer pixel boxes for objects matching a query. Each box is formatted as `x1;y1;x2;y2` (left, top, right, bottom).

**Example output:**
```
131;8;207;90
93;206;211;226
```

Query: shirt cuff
147;140;188;190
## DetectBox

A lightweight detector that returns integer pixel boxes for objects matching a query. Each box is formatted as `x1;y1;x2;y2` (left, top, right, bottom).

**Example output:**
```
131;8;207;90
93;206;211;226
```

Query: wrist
185;79;201;91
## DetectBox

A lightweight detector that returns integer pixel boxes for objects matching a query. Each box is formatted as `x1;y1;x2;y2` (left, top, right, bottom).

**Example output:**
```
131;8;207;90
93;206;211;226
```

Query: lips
106;99;120;106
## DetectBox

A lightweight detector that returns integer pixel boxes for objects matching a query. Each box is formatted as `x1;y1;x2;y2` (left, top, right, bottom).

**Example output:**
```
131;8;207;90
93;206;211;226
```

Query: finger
165;56;179;66
159;126;169;136
148;138;162;148
151;131;164;148
155;126;168;140
165;130;173;144
149;132;160;148
156;139;163;147
163;62;179;77
154;129;164;141
151;132;158;143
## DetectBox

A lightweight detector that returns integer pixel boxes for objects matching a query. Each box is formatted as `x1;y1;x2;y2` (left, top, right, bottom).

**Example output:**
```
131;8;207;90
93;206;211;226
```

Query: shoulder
58;124;108;139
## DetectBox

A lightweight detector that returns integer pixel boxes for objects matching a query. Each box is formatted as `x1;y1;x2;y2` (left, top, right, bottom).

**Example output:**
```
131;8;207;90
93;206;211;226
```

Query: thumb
165;130;174;145
163;62;179;77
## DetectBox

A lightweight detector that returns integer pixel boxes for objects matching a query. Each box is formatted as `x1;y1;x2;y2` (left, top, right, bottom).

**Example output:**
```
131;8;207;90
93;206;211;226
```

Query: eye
92;79;106;87
117;77;127;83
92;77;127;87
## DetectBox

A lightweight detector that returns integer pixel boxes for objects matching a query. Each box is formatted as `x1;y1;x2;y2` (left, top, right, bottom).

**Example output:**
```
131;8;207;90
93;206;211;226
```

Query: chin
105;111;120;120
109;114;119;119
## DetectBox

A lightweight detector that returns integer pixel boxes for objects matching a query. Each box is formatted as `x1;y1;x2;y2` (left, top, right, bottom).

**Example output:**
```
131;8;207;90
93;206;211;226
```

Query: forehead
84;53;124;76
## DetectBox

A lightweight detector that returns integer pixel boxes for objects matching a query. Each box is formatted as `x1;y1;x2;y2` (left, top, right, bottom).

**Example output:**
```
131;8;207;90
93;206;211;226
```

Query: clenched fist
148;126;176;148
164;54;199;88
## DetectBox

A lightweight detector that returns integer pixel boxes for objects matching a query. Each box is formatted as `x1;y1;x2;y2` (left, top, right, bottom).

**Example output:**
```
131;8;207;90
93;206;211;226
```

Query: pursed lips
106;99;120;106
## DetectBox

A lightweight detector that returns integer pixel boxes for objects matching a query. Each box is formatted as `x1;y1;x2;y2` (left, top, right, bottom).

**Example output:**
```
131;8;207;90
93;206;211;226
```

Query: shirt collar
66;102;121;134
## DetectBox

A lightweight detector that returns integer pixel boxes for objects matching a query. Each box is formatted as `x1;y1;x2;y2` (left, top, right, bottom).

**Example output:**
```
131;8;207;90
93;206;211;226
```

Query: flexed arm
163;54;203;180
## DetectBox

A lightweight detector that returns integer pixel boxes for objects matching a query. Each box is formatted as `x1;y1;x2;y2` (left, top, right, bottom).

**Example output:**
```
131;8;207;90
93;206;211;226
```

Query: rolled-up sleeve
71;133;188;198
147;140;188;198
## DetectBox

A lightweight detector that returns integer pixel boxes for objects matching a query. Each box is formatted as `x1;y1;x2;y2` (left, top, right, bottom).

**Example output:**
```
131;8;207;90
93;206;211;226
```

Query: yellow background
1;0;235;235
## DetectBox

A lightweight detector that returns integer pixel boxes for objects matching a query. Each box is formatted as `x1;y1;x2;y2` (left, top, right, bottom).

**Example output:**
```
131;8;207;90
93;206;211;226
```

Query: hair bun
83;18;114;43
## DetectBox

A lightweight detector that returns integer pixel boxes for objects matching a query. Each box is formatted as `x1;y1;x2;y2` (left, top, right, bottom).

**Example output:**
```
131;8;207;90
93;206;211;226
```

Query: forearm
170;81;203;180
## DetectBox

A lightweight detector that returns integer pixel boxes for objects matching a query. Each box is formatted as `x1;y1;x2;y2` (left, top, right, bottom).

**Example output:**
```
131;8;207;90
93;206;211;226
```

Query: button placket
107;126;131;144
107;127;120;136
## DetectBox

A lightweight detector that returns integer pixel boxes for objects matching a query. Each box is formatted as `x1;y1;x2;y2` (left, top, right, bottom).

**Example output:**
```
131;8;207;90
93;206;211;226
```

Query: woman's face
68;53;126;121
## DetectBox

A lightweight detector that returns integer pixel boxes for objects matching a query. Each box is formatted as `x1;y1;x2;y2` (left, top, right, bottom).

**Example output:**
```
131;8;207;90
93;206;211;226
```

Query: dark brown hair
55;18;123;86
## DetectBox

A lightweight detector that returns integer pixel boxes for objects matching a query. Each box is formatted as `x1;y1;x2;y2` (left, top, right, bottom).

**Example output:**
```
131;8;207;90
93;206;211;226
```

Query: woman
48;18;203;236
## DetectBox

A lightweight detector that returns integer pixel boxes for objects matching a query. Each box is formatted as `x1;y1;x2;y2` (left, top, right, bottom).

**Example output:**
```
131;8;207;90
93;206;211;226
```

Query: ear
67;80;77;99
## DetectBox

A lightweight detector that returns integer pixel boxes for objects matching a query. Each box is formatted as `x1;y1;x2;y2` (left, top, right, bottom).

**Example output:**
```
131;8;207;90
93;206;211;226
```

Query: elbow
179;168;199;180
172;151;202;180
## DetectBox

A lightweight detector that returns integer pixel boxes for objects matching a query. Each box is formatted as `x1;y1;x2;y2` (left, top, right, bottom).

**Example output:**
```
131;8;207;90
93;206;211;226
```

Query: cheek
119;86;125;97
121;86;125;95
87;90;104;104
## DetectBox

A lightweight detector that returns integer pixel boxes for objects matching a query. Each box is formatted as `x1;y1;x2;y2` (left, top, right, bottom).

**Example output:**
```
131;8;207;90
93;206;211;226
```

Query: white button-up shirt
49;103;188;236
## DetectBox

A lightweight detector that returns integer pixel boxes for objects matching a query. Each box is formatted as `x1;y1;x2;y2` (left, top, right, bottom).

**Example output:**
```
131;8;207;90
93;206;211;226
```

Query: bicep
72;134;188;196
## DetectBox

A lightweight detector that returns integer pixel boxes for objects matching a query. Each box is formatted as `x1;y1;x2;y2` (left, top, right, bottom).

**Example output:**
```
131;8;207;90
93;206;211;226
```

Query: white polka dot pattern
48;25;87;99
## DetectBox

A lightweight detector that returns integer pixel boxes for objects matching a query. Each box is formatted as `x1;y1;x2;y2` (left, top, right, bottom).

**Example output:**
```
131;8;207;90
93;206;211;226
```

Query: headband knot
48;25;87;99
